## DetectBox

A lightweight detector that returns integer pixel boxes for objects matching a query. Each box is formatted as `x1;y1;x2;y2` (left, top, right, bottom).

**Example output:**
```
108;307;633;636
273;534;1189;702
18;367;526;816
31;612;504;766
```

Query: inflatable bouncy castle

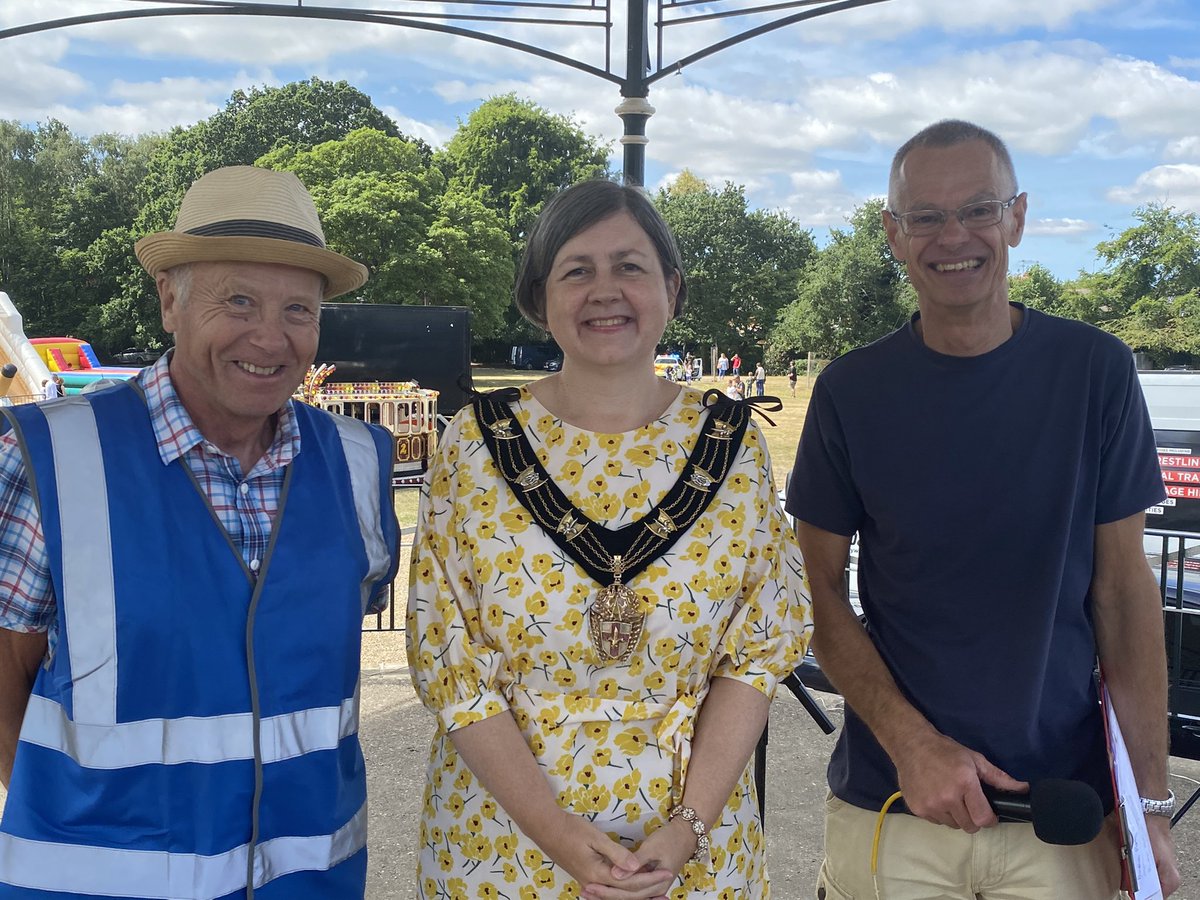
29;337;140;395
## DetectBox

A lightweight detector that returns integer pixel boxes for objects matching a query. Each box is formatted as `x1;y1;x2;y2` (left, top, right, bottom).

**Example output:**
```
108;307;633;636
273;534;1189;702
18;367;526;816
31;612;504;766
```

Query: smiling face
543;211;680;376
159;260;322;443
884;139;1026;320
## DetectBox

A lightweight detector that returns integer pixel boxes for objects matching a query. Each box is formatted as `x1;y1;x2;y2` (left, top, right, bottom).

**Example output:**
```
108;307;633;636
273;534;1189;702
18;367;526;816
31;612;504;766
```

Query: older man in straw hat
0;166;399;899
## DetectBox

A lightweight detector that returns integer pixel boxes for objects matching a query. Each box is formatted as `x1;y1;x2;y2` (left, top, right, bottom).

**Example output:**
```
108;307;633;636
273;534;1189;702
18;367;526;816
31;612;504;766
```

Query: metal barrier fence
1148;530;1200;764
363;515;416;633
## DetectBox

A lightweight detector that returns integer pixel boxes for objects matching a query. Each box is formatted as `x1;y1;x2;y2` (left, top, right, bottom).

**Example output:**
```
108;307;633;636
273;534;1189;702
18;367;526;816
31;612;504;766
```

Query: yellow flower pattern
408;386;812;897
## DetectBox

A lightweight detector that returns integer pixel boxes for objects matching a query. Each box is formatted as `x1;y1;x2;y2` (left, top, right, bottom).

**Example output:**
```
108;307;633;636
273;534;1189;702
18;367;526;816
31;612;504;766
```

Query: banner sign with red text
1148;430;1200;535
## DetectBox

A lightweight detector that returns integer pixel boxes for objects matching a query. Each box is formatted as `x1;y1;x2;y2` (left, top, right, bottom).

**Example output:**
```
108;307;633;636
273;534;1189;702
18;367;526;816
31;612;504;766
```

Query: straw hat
134;166;368;299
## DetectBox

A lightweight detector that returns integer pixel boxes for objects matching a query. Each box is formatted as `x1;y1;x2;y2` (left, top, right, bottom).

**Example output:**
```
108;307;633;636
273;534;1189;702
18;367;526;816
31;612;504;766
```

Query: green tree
655;173;816;358
1008;263;1064;314
1106;292;1200;365
771;200;914;360
205;77;413;167
0;120;84;311
136;78;408;239
440;94;611;343
440;94;610;250
260;128;512;338
0;120;160;346
1086;205;1200;365
85;79;409;349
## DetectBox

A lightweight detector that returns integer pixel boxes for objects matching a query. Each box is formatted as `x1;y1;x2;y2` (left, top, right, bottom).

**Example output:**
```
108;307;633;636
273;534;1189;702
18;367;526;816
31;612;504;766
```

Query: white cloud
783;41;1200;157
421;34;1200;238
1165;136;1200;161
778;169;877;228
1107;164;1200;211
0;0;1192;284
778;0;1122;44
1025;217;1094;236
0;29;86;120
8;71;265;136
381;107;456;149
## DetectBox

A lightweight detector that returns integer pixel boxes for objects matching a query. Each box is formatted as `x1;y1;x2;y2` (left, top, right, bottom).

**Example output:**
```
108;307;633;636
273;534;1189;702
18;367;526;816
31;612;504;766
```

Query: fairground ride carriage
296;364;438;485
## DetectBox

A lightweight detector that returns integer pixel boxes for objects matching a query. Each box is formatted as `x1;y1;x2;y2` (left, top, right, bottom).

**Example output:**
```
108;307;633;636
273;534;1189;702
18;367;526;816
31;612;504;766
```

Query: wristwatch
1141;790;1175;817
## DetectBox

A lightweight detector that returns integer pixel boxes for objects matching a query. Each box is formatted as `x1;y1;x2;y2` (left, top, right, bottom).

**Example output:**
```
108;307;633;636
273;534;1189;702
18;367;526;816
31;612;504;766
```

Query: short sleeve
785;375;862;537
0;431;54;634
406;408;511;733
712;422;812;694
1096;353;1165;524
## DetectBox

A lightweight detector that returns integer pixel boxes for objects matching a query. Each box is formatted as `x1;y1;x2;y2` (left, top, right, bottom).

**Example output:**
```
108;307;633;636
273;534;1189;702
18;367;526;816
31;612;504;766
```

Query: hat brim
134;233;368;300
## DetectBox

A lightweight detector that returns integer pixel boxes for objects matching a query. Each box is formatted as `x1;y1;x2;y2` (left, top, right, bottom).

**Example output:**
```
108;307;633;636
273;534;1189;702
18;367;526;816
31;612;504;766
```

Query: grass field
392;367;815;528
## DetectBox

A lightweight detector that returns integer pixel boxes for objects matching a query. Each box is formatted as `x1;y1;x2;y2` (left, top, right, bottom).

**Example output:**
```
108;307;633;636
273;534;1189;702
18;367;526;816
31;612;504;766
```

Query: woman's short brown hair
514;180;687;329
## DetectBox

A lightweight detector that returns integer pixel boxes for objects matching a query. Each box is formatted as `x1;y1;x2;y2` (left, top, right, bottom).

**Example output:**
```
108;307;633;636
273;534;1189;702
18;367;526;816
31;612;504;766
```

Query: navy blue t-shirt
786;305;1165;811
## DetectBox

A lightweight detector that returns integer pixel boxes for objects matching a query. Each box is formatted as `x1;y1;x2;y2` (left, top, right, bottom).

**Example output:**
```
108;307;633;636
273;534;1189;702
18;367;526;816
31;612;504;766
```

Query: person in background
754;362;766;397
787;360;798;398
726;372;745;400
408;179;811;899
0;166;400;899
717;351;729;382
730;352;741;376
788;119;1180;898
40;378;60;401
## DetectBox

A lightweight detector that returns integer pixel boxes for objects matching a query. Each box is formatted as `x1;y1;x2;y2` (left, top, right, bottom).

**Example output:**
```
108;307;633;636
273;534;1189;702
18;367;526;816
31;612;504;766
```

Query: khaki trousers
816;792;1123;900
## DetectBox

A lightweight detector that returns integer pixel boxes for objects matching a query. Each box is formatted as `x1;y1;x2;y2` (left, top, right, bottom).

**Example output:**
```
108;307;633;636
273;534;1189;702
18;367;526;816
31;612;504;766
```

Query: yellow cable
870;790;904;900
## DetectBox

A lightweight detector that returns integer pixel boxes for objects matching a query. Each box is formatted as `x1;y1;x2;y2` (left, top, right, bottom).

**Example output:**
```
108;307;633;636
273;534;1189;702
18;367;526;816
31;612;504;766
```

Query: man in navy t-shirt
788;120;1180;898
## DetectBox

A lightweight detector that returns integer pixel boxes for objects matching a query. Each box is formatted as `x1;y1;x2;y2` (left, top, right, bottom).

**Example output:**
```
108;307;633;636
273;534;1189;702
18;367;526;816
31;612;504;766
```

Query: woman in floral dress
407;181;812;899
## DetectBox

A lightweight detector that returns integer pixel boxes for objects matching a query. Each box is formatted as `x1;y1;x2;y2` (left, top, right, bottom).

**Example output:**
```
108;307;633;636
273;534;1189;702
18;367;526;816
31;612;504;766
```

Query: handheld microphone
982;779;1104;845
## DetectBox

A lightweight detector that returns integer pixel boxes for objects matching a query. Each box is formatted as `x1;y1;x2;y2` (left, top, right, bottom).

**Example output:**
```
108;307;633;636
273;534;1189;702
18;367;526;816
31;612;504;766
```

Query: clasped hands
540;809;699;900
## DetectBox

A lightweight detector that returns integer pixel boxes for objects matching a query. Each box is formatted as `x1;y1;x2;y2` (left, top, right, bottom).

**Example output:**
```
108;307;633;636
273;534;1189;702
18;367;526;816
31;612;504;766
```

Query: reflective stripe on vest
42;399;118;726
18;691;359;768
0;801;366;899
331;414;392;610
38;400;385;730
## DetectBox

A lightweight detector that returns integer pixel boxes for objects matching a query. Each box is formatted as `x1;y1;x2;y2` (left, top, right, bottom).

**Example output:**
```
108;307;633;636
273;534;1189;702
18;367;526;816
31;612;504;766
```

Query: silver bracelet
669;804;710;863
1141;790;1175;818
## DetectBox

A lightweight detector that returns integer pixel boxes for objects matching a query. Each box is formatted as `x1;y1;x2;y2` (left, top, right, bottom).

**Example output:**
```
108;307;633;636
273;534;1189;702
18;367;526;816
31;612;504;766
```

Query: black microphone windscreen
1028;779;1104;845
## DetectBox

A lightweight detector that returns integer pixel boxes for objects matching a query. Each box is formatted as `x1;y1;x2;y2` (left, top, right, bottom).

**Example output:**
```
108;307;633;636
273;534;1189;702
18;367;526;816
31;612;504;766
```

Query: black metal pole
618;0;652;186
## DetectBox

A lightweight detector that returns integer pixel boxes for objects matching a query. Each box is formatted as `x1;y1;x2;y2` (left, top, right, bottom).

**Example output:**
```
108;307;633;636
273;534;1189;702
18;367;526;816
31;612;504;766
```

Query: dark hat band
184;219;326;248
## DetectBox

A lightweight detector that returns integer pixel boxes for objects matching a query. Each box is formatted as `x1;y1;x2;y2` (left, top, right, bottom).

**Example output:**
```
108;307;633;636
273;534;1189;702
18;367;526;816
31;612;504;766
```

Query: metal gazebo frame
0;0;889;184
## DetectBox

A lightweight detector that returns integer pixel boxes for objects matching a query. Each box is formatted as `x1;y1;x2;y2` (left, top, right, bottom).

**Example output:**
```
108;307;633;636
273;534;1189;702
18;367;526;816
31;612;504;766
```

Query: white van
1139;370;1200;762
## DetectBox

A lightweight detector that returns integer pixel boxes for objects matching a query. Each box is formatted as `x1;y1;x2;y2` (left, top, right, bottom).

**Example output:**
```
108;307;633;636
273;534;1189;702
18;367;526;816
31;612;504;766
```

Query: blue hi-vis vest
0;384;398;899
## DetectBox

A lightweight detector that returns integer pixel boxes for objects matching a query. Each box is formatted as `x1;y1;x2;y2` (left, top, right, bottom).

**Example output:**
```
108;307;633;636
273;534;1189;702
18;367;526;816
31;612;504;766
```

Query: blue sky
2;0;1199;280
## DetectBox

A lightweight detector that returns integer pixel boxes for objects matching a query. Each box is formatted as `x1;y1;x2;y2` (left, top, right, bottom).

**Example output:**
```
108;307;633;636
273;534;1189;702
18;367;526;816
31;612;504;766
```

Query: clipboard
1099;675;1163;899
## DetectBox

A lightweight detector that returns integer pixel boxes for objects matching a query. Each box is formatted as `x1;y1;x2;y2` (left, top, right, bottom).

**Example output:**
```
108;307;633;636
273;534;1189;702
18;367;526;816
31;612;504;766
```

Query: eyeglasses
889;195;1019;237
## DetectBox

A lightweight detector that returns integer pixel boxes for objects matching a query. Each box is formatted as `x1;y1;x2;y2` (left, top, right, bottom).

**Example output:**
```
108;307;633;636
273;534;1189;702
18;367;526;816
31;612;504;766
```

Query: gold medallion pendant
588;556;645;662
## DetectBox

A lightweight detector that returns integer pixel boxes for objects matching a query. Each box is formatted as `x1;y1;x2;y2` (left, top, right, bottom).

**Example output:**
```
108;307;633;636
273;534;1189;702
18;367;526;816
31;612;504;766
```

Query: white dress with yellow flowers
407;385;812;898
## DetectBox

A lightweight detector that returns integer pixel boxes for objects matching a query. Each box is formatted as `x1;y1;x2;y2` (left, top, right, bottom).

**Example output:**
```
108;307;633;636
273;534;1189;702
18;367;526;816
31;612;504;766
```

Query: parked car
543;357;563;372
111;347;162;366
511;343;560;370
653;354;682;378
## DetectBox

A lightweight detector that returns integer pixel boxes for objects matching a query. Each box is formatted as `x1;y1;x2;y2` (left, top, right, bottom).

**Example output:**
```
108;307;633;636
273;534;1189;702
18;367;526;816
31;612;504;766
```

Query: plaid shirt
0;354;299;652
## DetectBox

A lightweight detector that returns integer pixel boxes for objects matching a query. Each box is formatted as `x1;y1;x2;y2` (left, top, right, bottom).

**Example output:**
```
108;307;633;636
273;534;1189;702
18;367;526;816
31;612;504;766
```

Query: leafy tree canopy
656;172;816;361
1008;263;1064;315
771;199;914;362
439;94;611;344
260;128;513;338
0;120;162;346
86;78;412;349
1087;205;1200;366
440;94;611;251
